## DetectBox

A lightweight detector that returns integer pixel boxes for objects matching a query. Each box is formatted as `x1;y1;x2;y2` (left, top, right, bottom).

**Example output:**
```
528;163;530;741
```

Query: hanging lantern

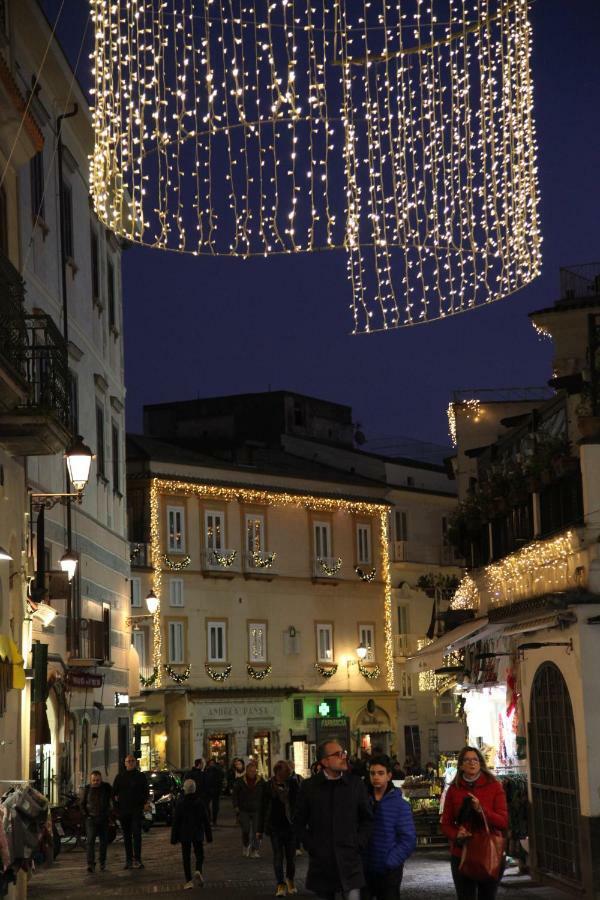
90;0;541;332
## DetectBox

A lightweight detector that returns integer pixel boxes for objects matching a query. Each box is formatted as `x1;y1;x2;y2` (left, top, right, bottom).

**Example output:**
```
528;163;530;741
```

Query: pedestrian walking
204;758;225;826
440;746;508;900
257;760;299;897
232;759;263;858
226;757;245;794
170;778;213;890
185;758;208;800
293;740;373;900
81;770;112;873
113;754;150;870
364;755;416;899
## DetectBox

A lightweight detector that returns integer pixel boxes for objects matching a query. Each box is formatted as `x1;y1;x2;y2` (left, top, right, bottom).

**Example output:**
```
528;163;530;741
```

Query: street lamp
145;590;160;615
59;550;79;581
65;435;94;493
356;642;368;660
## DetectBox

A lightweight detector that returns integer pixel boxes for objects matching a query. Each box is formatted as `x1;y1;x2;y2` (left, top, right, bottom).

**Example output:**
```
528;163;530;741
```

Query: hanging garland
314;662;338;678
205;663;232;682
355;566;376;582
251;551;277;569
211;550;237;568
163;554;191;571
164;663;191;684
358;662;381;680
247;664;272;680
317;557;342;577
139;666;159;687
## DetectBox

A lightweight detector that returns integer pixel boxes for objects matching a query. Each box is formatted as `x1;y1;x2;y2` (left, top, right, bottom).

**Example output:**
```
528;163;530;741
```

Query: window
102;604;111;663
90;228;100;299
61;181;74;259
167;506;185;553
168;621;184;664
313;522;331;558
293;699;304;721
112;422;120;493
400;672;413;699
397;605;409;635
169;578;184;608
437;694;454;718
30;150;45;223
395;510;408;542
107;257;116;330
205;510;224;550
356;523;371;564
248;622;267;662
0;186;7;255
132;629;146;667
130;577;141;608
358;624;375;662
316;623;334;663
96;404;105;478
245;514;264;552
207;621;226;662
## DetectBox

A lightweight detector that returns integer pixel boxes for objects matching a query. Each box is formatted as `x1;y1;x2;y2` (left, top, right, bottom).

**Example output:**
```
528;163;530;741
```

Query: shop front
353;703;392;756
192;696;283;776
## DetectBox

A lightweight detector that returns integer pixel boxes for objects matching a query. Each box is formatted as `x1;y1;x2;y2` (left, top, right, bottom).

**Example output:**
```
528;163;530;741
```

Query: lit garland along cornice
149;478;395;690
163;554;191;570
90;0;541;333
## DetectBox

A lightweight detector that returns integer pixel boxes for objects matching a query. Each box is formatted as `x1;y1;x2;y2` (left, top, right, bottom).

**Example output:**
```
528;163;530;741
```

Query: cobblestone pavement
28;801;571;900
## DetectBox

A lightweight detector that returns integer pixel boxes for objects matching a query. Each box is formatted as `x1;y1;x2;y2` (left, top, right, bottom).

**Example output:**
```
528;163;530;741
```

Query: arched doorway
529;662;581;886
354;704;392;756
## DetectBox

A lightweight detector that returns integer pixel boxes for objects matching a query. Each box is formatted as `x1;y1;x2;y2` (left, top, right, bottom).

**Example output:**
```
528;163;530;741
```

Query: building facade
0;0;134;808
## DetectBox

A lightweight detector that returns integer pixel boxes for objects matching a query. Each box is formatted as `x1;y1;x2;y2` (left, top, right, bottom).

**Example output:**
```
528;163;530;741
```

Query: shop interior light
59;550;78;581
65;435;94;493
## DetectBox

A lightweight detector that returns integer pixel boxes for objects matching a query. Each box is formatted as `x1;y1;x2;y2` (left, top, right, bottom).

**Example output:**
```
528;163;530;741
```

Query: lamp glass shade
59;551;78;581
145;590;160;615
356;642;368;660
66;436;93;492
0;546;12;561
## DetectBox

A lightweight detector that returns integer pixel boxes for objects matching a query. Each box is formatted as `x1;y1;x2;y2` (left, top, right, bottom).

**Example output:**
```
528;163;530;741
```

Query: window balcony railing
67;618;108;665
0;255;28;409
243;550;277;575
312;556;342;579
391;540;452;566
201;548;239;573
130;542;153;568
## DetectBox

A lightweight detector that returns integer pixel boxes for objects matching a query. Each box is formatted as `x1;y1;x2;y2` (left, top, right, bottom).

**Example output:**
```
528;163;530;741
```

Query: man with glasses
294;741;372;900
113;754;150;870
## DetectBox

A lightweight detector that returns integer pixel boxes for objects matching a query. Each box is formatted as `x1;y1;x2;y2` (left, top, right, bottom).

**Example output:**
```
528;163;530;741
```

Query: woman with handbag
440;746;508;900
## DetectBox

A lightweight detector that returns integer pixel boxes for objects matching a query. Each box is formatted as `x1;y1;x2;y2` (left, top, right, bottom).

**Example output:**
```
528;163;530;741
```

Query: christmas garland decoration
139;666;159;687
358;662;381;680
314;662;338;678
163;554;191;571
164;663;191;684
355;566;376;582
211;550;237;568
317;557;342;577
251;551;277;569
247;664;272;680
205;663;232;682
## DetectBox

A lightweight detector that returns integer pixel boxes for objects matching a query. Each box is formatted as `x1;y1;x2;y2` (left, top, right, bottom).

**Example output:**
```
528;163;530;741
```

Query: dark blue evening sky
45;1;600;447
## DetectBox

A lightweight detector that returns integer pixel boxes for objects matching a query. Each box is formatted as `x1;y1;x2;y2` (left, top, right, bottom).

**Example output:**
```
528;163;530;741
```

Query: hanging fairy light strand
90;0;541;332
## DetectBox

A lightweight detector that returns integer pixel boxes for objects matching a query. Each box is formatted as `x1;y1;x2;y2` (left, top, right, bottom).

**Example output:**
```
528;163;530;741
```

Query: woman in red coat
440;746;508;900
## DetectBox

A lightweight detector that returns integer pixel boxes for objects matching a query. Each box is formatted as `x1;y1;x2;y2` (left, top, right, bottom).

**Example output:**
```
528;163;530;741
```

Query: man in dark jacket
113;754;149;869
171;778;213;889
185;758;208;800
204;759;225;826
294;740;373;900
257;760;300;895
364;755;416;899
81;770;112;873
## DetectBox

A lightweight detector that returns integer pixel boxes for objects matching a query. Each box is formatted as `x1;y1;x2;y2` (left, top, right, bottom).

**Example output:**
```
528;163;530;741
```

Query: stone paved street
28;801;571;900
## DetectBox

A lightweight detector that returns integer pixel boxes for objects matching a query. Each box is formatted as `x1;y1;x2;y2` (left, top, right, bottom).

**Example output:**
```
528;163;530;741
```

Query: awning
502;612;576;637
406;618;490;674
0;634;25;690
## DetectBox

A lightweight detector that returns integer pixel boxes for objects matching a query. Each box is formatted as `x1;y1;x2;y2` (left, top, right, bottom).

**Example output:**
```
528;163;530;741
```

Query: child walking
171;778;213;890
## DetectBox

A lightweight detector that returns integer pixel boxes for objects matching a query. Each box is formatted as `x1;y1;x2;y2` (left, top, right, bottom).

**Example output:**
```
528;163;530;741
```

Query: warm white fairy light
447;398;482;446
450;574;480;611
90;0;541;332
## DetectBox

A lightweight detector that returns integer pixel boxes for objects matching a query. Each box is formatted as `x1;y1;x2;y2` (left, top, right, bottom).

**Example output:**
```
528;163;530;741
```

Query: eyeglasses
462;757;480;764
325;749;347;759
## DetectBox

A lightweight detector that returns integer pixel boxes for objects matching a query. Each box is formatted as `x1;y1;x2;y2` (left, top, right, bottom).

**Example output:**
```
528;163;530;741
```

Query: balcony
243;550;277;579
201;548;239;577
0;278;72;456
67;618;108;666
391;540;451;566
312;556;342;581
130;542;153;568
393;633;421;660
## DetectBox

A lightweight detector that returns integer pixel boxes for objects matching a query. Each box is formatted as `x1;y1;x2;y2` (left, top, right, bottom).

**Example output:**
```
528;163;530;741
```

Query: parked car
147;770;183;825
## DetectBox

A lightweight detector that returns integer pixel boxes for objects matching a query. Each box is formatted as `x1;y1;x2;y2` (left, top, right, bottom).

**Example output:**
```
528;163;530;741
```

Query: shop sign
66;671;103;689
114;691;129;707
203;702;275;719
315;715;350;751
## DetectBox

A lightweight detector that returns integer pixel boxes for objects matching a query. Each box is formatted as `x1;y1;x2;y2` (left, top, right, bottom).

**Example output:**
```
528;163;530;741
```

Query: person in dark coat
185;758;208;800
204;759;225;825
112;754;149;869
81;770;113;873
294;740;373;900
227;757;245;794
171;778;213;890
257;760;300;896
232;760;264;857
364;755;416;899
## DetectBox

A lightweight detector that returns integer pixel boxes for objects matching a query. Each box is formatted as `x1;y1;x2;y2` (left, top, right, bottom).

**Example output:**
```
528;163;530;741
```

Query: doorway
207;733;229;765
529;662;581;886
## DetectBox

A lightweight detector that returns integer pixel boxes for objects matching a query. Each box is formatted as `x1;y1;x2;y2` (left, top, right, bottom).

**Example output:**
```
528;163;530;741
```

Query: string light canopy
90;0;541;332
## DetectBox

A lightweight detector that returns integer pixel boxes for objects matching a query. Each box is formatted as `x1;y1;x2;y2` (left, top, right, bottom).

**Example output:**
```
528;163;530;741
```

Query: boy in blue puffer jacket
364;754;416;899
